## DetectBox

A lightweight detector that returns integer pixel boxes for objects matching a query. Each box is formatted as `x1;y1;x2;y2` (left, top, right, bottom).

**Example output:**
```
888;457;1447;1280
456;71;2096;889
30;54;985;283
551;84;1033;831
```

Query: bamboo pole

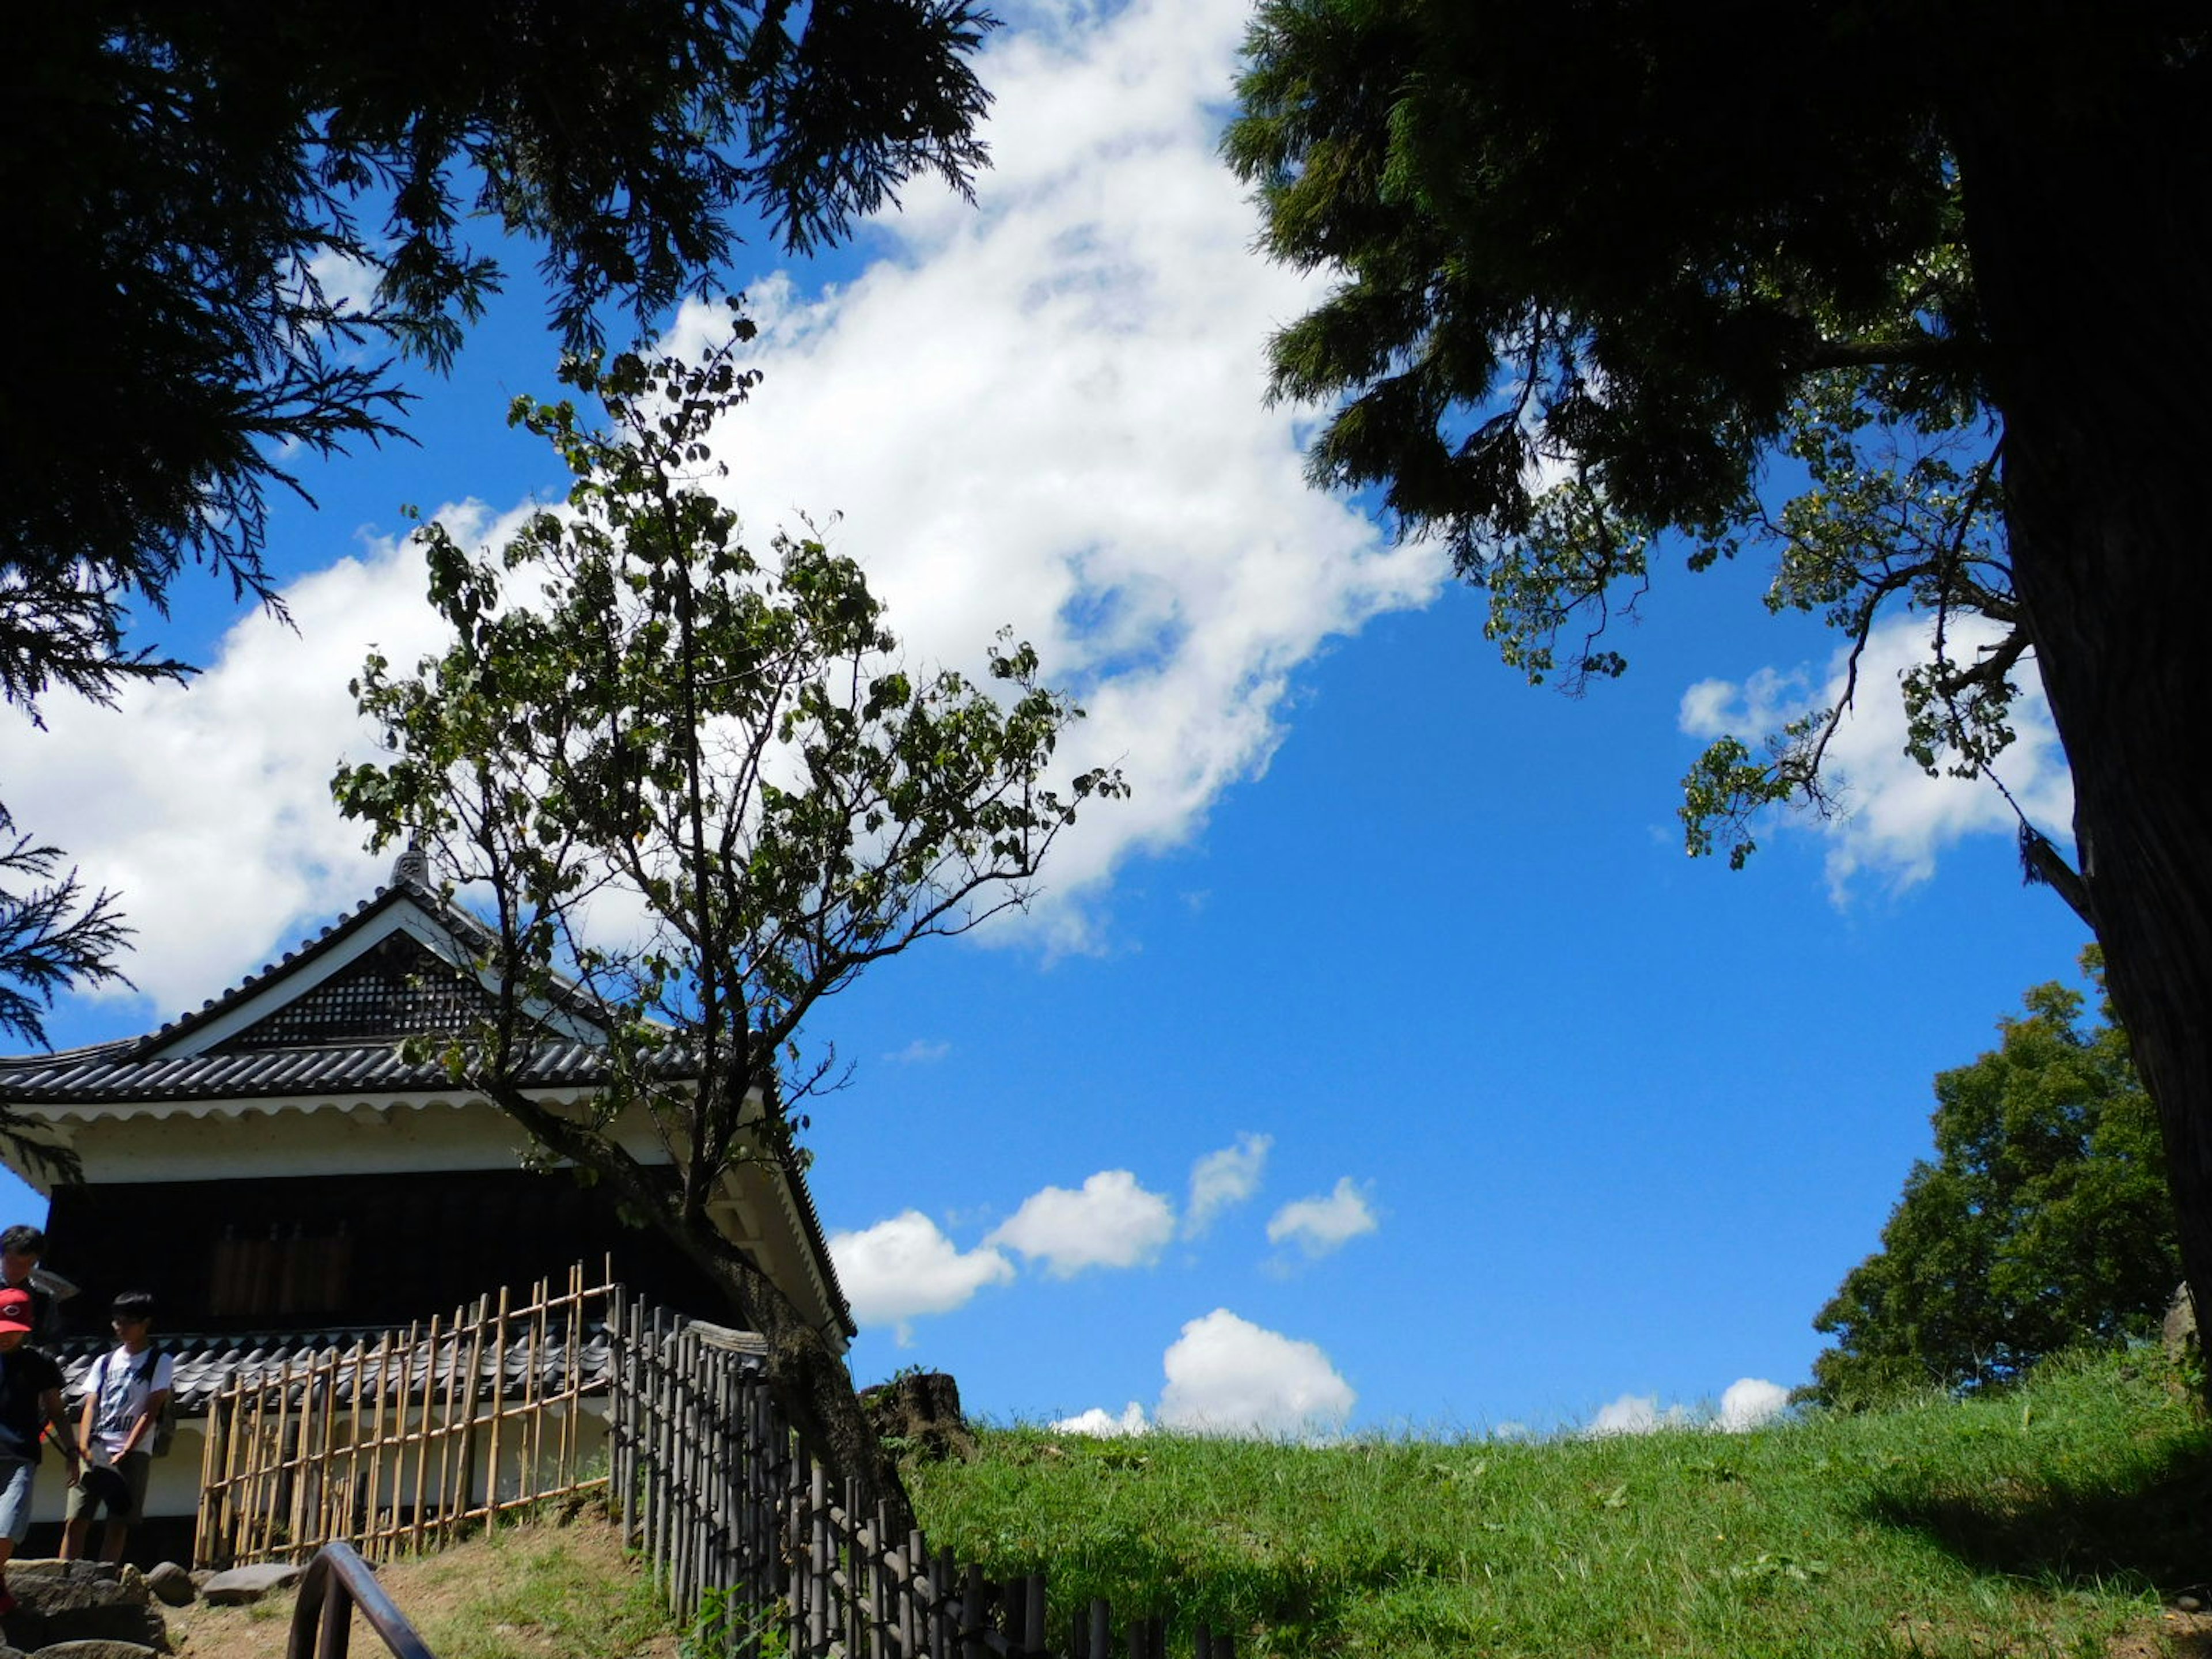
408;1312;441;1554
343;1336;369;1546
487;1280;511;1522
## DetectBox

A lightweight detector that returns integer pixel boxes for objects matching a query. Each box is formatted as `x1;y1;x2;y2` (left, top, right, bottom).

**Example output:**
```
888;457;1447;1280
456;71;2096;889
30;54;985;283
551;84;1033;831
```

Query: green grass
906;1349;2211;1658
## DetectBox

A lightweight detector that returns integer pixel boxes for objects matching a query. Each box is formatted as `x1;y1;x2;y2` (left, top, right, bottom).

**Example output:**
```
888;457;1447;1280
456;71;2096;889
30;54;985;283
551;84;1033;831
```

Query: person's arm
76;1373;99;1464
41;1387;84;1485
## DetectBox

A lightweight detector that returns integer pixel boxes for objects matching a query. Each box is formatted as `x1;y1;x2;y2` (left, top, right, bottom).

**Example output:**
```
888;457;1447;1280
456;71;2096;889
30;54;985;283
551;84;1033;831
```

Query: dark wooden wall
42;1168;732;1336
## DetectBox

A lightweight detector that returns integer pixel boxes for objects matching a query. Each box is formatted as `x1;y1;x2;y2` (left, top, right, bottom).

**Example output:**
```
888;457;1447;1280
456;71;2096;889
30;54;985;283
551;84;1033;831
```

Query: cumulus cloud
0;513;510;1017
654;0;1443;949
1678;613;2073;898
1156;1308;1355;1436
1584;1377;1793;1437
986;1170;1176;1277
1266;1177;1379;1260
1585;1393;1694;1438
2;0;1438;1025
1052;1402;1150;1438
1184;1132;1271;1236
828;1211;1015;1343
1717;1377;1791;1432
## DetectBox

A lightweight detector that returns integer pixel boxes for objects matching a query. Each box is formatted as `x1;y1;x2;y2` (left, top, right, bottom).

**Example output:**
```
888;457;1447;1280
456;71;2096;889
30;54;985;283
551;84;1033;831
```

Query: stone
136;1568;191;1614
0;1560;167;1654
27;1644;161;1659
2164;1281;2199;1365
859;1370;978;1464
196;1563;303;1607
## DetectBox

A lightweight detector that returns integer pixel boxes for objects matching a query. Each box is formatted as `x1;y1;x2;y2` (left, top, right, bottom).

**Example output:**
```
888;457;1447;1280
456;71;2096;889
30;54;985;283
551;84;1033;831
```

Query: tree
334;331;1124;1518
1224;2;2212;1371
1808;952;2179;1406
1;0;995;1031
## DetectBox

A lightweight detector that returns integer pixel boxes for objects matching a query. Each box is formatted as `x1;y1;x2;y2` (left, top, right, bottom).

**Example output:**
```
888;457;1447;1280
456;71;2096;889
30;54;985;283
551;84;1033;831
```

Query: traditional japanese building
0;857;851;1553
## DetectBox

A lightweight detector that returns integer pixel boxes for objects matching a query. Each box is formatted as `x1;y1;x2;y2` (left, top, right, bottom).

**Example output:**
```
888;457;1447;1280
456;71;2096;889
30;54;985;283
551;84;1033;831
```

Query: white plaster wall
58;1099;668;1183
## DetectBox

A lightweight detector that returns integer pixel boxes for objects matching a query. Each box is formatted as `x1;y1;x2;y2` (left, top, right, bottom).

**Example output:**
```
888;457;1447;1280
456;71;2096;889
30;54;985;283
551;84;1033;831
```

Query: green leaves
1806;950;2180;1406
1226;0;2043;874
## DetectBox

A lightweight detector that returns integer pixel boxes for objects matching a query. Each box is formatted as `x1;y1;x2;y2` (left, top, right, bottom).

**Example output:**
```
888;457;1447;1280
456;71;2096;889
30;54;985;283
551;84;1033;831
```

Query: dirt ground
165;1516;680;1659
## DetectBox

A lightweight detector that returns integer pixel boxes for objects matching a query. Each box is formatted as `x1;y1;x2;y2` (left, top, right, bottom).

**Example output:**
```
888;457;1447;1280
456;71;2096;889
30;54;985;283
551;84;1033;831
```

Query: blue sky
1;0;2088;1437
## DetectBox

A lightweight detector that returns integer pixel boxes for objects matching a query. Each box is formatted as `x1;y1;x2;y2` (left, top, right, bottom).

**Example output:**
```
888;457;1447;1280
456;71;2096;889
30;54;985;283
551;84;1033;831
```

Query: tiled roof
0;1037;620;1106
54;1320;763;1416
126;877;497;1059
0;873;631;1105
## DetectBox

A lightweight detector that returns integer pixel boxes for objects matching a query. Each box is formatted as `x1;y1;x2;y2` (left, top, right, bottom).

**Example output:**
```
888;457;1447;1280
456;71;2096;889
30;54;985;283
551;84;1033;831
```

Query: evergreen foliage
1224;1;2212;1388
0;0;995;1039
1809;953;2180;1406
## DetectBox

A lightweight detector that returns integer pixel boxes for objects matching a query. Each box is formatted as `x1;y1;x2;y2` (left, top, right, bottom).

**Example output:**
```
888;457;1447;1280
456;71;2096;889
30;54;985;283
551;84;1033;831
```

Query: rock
196;1563;302;1607
0;1560;167;1654
860;1370;977;1464
139;1567;193;1611
28;1643;161;1659
2164;1281;2199;1364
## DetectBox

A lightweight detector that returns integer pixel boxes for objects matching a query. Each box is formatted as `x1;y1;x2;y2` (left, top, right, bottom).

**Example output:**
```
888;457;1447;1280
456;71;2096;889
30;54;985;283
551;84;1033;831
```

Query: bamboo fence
195;1262;609;1568
610;1296;1243;1659
200;1266;1247;1656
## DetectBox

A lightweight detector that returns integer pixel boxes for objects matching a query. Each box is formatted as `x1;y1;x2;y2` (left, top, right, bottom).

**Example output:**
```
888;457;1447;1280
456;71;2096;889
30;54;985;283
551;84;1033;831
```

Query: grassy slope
170;1516;681;1659
907;1351;2212;1658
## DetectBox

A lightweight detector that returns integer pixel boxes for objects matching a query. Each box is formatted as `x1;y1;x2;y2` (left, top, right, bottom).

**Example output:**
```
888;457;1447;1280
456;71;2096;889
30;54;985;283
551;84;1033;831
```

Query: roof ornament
392;840;431;889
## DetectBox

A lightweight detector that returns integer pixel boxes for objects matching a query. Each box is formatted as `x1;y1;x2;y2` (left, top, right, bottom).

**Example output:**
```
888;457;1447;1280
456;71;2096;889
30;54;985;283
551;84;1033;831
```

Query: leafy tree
1224;2;2212;1365
1808;953;2179;1406
334;330;1124;1517
1;0;995;1035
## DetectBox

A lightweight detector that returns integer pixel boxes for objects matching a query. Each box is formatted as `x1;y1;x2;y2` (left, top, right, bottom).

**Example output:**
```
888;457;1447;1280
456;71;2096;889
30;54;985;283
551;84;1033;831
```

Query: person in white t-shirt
60;1291;173;1565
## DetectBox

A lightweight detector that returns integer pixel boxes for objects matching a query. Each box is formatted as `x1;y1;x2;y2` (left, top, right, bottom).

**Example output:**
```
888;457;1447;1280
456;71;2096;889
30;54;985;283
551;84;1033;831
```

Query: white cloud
0;512;516;1018
1265;1177;1379;1259
657;0;1442;949
1717;1377;1791;1432
1157;1309;1355;1437
828;1211;1015;1343
1184;1132;1271;1236
885;1039;952;1065
1584;1377;1792;1437
1585;1393;1693;1438
986;1170;1176;1277
1052;1402;1150;1437
306;248;384;318
2;0;1438;1026
1678;613;2073;898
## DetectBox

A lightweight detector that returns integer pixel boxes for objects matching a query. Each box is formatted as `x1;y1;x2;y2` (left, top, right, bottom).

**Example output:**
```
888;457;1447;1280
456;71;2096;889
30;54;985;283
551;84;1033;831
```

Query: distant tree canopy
1225;2;2212;1391
0;0;994;1043
1808;952;2178;1407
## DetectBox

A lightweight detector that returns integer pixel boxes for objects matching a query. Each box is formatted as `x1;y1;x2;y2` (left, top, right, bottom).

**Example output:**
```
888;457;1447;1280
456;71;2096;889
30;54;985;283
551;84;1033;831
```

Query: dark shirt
0;1345;61;1463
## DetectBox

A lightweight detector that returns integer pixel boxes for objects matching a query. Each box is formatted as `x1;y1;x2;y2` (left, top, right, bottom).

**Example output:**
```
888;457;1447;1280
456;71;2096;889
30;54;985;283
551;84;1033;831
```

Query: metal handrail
285;1540;438;1659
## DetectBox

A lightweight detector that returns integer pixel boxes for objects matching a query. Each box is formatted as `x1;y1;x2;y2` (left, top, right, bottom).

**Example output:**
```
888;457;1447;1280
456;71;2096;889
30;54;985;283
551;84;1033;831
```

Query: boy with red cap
0;1283;84;1616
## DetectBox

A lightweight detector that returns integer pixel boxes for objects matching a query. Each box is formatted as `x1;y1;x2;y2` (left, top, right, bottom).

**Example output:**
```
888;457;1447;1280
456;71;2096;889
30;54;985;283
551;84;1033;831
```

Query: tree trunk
1952;59;2212;1400
699;1234;918;1534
